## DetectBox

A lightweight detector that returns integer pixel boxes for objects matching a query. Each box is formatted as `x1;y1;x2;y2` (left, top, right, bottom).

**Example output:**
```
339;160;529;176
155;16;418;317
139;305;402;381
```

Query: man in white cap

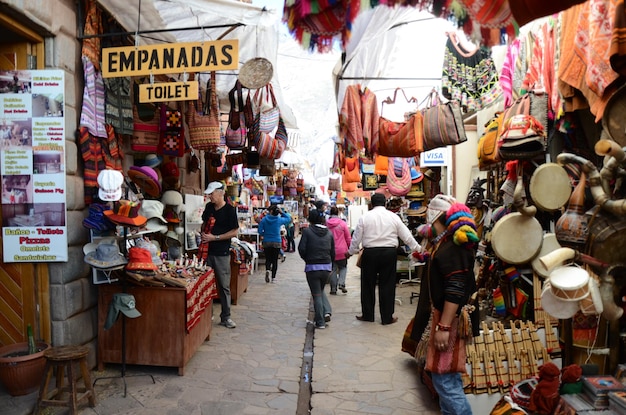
347;193;421;325
199;181;240;329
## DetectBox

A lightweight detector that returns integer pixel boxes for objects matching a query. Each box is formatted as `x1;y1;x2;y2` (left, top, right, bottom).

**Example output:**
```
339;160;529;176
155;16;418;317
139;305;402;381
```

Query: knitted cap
445;202;479;248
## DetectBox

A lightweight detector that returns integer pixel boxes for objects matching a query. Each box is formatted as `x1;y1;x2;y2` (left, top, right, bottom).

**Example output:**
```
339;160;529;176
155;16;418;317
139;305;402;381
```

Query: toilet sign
420;147;449;167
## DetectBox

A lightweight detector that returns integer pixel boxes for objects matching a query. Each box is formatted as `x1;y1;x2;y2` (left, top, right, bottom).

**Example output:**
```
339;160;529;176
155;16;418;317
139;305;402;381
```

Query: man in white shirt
348;193;421;324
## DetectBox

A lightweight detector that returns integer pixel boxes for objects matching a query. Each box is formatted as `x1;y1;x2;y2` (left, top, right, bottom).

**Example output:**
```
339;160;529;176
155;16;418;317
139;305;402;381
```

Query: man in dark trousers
348;193;421;324
200;181;240;329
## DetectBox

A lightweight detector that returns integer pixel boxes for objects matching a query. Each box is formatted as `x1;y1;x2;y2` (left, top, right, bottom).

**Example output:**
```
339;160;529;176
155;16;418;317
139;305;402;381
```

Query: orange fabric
344;156;360;183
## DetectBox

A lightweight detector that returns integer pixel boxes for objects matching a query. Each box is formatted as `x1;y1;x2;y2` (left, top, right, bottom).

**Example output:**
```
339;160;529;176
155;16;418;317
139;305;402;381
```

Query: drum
529;162;572;212
549;266;590;301
541;281;580;319
579;277;603;315
490;212;543;265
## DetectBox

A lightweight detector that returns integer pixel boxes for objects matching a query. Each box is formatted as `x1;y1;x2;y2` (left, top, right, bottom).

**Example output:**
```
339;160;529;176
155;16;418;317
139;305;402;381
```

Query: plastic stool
34;345;96;415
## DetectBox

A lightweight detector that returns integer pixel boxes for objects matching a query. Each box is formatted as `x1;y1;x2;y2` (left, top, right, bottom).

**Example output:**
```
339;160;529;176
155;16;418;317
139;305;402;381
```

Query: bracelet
436;323;451;332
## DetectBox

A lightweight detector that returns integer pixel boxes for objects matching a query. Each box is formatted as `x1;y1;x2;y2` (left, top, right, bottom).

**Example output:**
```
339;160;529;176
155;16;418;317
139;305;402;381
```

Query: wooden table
230;254;249;305
97;276;214;376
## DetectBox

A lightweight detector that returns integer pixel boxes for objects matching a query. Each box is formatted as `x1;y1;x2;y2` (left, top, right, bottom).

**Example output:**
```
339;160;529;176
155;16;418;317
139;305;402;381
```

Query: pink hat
128;166;161;197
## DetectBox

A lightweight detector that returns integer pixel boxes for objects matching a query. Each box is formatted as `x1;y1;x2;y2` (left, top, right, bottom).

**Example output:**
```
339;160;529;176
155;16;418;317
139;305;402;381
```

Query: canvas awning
94;0;297;128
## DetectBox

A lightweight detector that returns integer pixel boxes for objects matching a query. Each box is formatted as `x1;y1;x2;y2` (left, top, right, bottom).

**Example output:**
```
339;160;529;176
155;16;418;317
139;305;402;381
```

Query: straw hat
238;57;273;89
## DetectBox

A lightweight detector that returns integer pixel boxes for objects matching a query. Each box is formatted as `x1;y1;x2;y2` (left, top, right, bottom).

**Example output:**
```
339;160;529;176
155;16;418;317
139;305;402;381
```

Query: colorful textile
500;38;521;107
558;0;619;121
79;124;123;204
441;36;502;112
186;269;218;332
339;84;379;158
80;56;107;138
610;0;626;75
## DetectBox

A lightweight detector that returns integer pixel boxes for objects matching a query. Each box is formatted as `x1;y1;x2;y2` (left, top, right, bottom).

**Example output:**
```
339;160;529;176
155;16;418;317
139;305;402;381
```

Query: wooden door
0;11;49;346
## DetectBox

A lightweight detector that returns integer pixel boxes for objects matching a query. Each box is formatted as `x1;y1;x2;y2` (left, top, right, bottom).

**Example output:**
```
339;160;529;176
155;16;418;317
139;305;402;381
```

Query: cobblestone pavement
1;247;442;415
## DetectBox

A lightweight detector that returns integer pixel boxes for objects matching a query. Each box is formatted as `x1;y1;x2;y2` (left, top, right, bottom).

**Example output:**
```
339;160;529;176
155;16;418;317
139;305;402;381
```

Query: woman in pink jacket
326;206;352;294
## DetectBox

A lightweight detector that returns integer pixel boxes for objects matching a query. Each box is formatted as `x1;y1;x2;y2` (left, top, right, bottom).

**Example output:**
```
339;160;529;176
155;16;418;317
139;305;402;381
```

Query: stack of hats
83;203;116;232
405;166;425;207
161;190;185;234
137;200;168;234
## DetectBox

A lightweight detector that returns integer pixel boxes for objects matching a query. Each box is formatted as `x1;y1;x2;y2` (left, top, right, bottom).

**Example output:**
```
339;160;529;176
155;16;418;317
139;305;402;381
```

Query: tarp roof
95;0;297;128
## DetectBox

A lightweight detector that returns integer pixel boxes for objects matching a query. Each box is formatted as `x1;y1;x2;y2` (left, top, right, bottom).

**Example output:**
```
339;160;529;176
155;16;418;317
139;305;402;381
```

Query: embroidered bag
158;104;185;157
250;112;287;159
254;84;280;133
225;80;247;149
379;113;424;157
132;80;160;152
421;90;468;151
498;114;546;160
187;72;222;151
424;308;467;374
386;157;411;196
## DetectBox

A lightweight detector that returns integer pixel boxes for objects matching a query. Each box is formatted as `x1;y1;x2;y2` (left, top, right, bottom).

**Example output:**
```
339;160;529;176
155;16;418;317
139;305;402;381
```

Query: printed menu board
1;70;67;262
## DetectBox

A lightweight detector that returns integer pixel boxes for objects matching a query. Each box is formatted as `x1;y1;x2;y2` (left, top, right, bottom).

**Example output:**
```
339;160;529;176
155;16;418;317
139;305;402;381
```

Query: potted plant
0;325;50;396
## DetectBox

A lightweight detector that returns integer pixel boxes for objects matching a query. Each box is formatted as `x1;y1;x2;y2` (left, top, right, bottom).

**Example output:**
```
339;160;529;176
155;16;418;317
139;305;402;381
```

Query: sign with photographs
1;70;67;262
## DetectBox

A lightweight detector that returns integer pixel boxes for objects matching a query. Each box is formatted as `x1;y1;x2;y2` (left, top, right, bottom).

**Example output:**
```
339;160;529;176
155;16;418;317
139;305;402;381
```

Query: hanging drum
529;162;572;212
555;170;588;248
548;266;590;302
540;280;580;319
602;84;626;146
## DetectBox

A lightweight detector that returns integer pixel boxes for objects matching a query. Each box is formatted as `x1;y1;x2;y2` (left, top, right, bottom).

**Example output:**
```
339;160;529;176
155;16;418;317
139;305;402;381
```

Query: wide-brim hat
135;238;163;266
143;154;162;168
83;239;127;269
138;200;167;223
104;200;147;227
128;166;161;197
125;246;158;271
238;57;273;89
410;167;423;184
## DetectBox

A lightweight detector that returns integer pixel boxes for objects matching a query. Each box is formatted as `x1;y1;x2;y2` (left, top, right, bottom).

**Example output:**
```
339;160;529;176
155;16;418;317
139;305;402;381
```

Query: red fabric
186;269;218;332
529;363;561;415
197;217;215;261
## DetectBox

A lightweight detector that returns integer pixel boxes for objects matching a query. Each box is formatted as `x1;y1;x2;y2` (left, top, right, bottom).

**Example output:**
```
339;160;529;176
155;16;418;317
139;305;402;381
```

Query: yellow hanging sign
138;81;198;103
102;40;238;78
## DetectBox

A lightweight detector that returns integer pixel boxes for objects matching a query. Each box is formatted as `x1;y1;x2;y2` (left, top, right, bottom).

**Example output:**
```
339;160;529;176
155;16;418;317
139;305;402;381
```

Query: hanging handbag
225;151;246;167
296;173;305;193
254;83;280;133
250;112;287;159
328;175;341;191
477;112;504;170
421;90;467;151
374;154;389;175
501;89;548;133
132;103;160;152
386;157;411;196
259;157;276;176
498;114;546;160
344;156;360;183
158;104;185;157
187;72;222;151
225;80;247;149
378;112;424;157
341;169;357;192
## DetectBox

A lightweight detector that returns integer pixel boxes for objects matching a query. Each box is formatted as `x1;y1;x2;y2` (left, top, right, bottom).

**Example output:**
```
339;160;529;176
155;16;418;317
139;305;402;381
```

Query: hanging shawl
80;124;124;204
283;0;359;52
82;0;102;71
339;84;379;158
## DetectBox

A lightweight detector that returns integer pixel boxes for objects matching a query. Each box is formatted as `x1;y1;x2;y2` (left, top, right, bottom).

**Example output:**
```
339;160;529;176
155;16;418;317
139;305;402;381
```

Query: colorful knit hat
444;202;479;248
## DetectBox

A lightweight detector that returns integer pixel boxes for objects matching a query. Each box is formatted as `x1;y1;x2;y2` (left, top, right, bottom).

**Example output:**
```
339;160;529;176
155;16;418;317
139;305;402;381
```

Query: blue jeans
331;259;347;292
431;372;472;415
208;255;232;322
306;270;332;327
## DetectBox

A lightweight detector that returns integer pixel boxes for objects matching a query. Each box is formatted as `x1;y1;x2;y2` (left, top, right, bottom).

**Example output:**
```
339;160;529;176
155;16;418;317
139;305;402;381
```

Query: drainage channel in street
296;303;316;414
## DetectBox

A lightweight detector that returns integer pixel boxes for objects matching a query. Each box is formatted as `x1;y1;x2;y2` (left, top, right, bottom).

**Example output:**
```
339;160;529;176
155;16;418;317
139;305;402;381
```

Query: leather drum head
529;163;572;212
531;233;561;278
541;281;580;319
491;212;543;264
603;84;626;146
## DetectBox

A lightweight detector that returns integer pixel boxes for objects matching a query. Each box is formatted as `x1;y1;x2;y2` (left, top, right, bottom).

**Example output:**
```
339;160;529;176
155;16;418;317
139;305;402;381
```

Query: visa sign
420;147;449;166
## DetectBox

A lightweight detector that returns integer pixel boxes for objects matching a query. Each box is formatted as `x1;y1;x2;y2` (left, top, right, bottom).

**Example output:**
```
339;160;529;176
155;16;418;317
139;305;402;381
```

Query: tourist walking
348;193;421;325
298;209;334;329
327;205;351;294
258;204;292;283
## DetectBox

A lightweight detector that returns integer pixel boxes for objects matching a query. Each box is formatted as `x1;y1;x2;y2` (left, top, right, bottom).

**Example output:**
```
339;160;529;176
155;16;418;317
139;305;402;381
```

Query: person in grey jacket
298;209;335;329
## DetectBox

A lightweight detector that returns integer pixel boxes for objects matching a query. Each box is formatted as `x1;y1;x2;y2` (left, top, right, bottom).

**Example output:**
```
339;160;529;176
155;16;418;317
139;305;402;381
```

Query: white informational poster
1;70;68;262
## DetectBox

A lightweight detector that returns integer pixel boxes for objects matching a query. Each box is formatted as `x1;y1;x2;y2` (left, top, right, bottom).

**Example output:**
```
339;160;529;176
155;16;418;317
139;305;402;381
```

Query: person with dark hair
259;204;292;283
298;209;335;329
348;193;421;325
327;205;351;294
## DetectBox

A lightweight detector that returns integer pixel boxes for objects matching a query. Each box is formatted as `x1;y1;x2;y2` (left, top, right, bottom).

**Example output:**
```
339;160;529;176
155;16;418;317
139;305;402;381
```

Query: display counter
97;270;216;375
230;252;249;305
